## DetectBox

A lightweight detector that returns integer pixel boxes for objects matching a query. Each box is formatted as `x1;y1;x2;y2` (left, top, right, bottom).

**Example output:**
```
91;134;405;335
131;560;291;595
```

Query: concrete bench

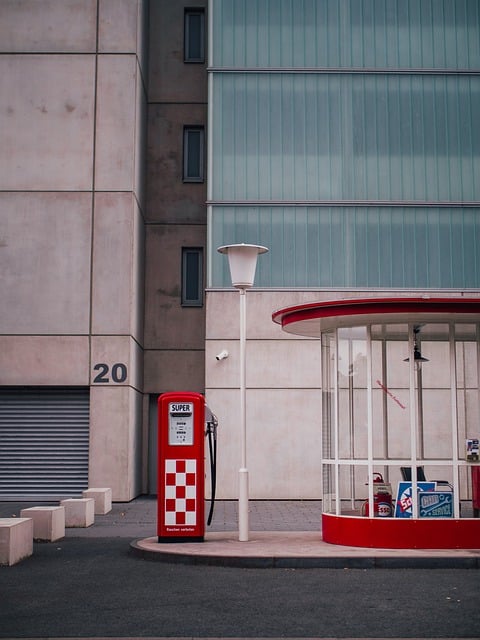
0;518;33;566
20;506;65;542
82;488;112;515
60;498;95;528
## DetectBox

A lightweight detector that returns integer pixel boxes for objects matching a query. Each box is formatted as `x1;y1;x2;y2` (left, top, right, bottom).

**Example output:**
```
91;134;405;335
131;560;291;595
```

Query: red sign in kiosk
157;392;206;542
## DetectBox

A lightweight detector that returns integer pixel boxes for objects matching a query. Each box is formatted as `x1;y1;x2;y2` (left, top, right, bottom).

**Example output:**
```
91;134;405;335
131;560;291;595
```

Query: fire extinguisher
361;472;393;517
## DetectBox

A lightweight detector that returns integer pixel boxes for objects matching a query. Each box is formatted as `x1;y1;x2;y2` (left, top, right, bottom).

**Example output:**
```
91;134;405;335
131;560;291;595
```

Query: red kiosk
273;297;480;549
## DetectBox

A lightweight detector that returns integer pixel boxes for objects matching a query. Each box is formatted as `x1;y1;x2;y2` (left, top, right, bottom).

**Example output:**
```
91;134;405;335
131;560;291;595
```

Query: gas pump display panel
168;403;194;445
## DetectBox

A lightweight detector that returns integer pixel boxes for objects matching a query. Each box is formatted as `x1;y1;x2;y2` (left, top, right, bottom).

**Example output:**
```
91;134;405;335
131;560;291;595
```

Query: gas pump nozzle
205;406;218;437
205;406;218;526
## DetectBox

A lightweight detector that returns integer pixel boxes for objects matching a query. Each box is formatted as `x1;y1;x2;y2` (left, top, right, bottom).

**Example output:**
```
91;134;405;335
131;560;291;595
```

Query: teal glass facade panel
211;73;480;202
212;0;480;69
210;207;480;288
209;1;480;290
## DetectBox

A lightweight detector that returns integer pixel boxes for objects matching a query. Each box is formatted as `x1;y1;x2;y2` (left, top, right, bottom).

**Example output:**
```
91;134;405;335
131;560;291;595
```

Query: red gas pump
157;391;217;542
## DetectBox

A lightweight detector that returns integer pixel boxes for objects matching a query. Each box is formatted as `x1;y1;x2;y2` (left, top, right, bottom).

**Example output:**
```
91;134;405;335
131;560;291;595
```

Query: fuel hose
206;416;217;526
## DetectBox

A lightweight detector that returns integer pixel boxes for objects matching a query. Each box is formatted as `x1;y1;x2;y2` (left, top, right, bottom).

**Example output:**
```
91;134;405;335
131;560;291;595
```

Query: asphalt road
1;537;479;638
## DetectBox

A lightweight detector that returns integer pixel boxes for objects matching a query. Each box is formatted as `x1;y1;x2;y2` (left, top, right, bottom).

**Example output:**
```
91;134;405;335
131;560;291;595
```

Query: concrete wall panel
92;193;140;336
463;340;479;388
422;342;452;388
205;293;323;498
99;0;140;53
147;104;207;223
465;389;480;438
148;0;207;104
0;55;95;190
98;0;149;74
0;0;96;53
206;291;324;340
90;336;143;391
133;199;145;342
205;388;322;499
144;350;205;394
206;340;321;389
0;192;92;334
95;55;137;191
205;340;237;388
0;336;89;386
135;60;148;211
137;0;149;77
89;385;143;501
144;224;206;349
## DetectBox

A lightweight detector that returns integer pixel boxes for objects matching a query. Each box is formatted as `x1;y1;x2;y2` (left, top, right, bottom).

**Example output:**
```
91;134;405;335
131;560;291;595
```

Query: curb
129;539;480;569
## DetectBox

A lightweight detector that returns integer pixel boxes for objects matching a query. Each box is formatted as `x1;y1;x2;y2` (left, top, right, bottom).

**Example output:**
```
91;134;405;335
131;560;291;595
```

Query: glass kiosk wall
321;320;480;545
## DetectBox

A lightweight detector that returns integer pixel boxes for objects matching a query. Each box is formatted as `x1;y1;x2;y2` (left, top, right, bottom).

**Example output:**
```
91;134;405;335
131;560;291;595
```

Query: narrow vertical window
182;248;203;306
184;9;205;63
183;126;204;182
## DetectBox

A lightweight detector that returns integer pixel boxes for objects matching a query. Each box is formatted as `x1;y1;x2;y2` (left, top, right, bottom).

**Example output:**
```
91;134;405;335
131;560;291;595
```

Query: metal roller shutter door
0;387;89;500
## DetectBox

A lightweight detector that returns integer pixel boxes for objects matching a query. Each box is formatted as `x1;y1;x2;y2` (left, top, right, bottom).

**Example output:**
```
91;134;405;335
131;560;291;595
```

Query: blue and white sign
418;491;453;518
394;482;436;518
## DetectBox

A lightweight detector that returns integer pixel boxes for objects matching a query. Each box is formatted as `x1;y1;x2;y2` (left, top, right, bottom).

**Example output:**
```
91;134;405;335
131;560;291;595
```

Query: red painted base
322;513;480;549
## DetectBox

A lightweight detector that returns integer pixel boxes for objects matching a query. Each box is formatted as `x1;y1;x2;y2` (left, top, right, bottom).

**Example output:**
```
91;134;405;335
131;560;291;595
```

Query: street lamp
217;243;268;541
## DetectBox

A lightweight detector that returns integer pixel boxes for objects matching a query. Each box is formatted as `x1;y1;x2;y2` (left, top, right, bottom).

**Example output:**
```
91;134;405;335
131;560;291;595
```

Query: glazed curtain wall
208;0;480;288
210;206;480;289
211;73;480;202
211;0;480;70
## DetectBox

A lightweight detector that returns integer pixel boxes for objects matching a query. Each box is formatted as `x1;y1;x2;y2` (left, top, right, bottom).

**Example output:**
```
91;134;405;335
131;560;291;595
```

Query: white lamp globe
217;243;269;289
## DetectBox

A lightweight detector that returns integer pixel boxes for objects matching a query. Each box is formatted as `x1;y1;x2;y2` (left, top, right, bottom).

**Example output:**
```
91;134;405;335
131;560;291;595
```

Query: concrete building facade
0;0;209;501
1;0;479;506
1;1;140;500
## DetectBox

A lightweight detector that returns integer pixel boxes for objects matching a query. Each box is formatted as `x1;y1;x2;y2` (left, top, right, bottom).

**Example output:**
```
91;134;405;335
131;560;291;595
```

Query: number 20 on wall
93;363;128;384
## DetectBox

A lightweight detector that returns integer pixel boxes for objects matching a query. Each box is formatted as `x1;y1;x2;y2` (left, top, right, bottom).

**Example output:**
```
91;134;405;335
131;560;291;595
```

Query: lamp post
217;243;268;541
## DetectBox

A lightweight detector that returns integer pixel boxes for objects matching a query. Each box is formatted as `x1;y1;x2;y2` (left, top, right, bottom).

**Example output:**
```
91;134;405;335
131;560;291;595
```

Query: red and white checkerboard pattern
164;459;197;526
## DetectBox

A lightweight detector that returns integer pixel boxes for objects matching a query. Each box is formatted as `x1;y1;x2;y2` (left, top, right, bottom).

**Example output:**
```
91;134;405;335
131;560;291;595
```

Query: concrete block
0;518;33;566
60;498;95;528
19;506;65;542
82;488;112;515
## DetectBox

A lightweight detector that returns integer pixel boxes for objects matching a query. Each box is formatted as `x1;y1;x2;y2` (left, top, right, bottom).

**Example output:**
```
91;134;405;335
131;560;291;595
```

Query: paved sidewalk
2;496;480;568
0;496;323;537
